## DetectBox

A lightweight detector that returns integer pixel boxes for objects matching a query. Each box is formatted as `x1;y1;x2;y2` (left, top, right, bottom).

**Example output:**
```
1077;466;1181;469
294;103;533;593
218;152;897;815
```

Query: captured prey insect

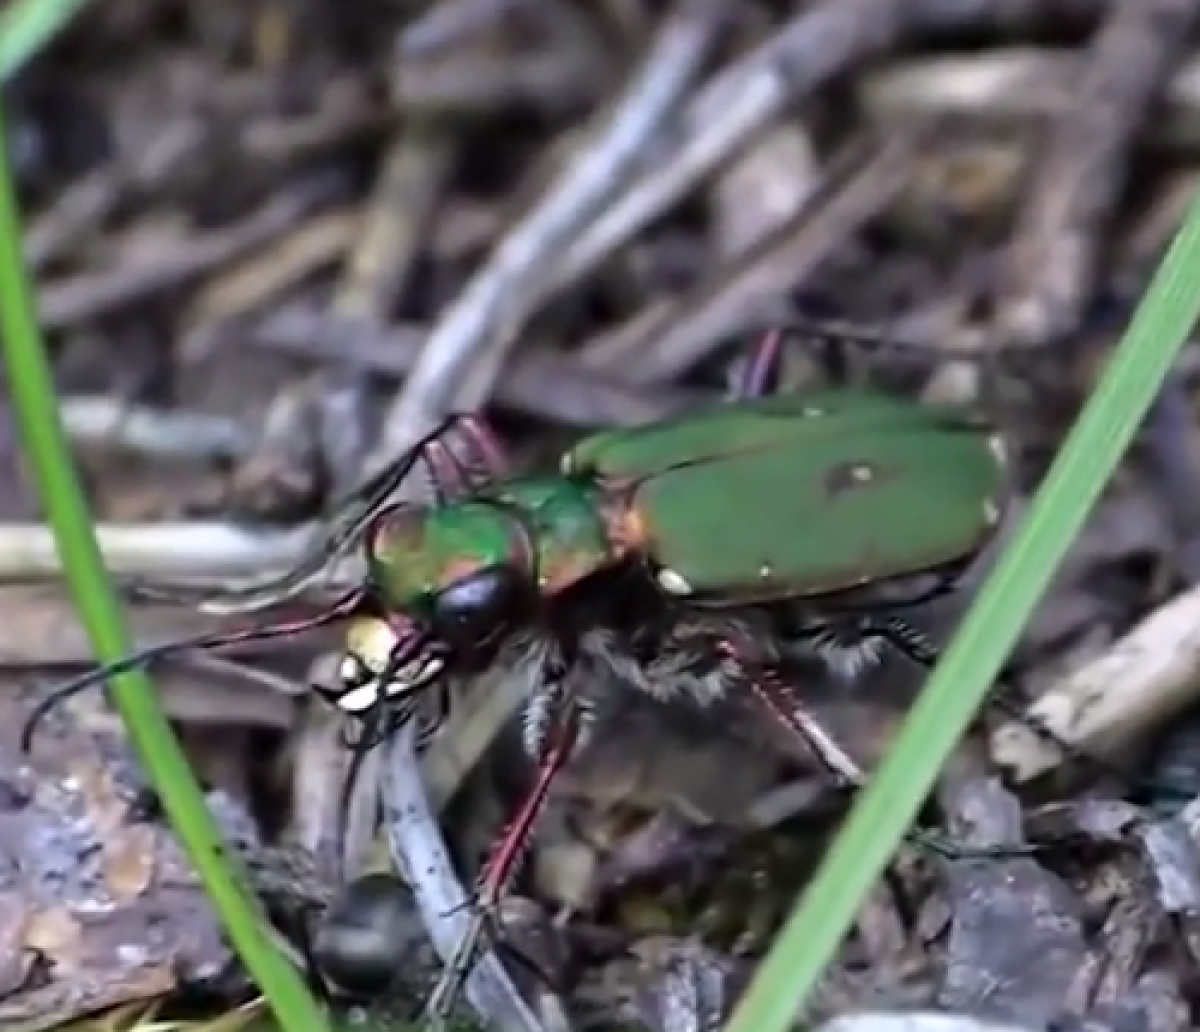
25;325;1023;1017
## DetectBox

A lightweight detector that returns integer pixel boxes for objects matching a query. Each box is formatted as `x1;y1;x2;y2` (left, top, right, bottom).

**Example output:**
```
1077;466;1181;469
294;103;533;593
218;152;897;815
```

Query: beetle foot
859;614;940;665
448;411;510;481
729;322;866;399
861;617;1143;790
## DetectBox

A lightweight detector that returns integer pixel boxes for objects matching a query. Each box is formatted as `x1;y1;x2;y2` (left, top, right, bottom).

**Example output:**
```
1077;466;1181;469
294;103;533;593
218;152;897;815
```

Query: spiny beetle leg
419;414;509;503
854;615;1074;756
826;612;1099;769
424;691;582;1023
421;439;474;503
454;412;510;480
717;636;1041;861
718;640;864;790
856;614;941;666
730;324;860;400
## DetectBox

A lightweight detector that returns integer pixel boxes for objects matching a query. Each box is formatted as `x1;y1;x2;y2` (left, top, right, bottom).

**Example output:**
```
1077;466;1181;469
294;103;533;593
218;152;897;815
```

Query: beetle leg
788;608;946;682
731;324;867;399
799;613;938;675
715;638;863;789
418;412;510;503
421;438;474;503
729;328;785;398
431;412;511;492
851;614;939;665
732;324;868;398
425;686;584;1022
453;412;510;480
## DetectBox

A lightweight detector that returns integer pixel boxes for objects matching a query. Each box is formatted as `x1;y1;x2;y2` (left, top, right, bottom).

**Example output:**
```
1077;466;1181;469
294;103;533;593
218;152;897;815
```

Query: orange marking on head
370;511;423;557
594;490;650;555
439;554;487;588
539;554;601;594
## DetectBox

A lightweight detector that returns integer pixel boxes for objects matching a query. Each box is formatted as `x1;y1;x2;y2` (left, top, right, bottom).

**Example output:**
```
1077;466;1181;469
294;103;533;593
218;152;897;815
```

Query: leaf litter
11;0;1200;1030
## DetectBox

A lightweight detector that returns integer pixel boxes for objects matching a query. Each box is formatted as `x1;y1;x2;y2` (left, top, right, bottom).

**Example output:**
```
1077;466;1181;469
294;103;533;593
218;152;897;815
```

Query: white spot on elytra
656;567;693;595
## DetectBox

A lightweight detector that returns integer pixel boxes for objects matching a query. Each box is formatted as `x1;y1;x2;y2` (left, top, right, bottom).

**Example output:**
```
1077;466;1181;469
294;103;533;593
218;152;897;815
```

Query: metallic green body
565;389;1005;604
371;388;1006;611
491;477;617;590
369;477;614;605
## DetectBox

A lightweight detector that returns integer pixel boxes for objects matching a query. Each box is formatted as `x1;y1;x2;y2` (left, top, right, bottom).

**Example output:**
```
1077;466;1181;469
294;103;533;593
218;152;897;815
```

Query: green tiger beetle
25;326;1010;777
26;324;1079;1017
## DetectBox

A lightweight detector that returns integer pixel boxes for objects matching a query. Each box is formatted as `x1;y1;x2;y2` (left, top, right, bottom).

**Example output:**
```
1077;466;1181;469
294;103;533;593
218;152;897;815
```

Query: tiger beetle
25;324;1054;1016
25;325;1009;771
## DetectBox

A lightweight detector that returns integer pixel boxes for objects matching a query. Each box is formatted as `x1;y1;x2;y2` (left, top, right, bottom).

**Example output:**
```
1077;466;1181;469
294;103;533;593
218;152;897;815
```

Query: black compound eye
431;564;527;645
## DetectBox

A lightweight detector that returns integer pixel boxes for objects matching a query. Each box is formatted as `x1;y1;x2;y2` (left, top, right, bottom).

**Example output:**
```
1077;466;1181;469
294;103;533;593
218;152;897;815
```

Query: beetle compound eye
432;564;529;646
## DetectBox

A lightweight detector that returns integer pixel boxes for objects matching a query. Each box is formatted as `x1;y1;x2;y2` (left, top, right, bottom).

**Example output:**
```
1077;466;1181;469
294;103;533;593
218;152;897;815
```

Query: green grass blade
725;185;1200;1032
0;100;332;1032
0;0;92;83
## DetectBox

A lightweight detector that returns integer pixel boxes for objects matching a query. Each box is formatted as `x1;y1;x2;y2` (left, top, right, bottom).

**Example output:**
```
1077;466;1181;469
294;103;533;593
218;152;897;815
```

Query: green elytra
365;388;1006;612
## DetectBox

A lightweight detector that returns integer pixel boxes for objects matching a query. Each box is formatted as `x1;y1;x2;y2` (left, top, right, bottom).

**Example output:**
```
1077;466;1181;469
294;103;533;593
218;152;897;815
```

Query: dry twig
376;0;728;459
250;303;702;427
38;175;345;330
0;522;313;580
997;0;1200;345
991;582;1200;781
577;132;922;381
383;723;548;1032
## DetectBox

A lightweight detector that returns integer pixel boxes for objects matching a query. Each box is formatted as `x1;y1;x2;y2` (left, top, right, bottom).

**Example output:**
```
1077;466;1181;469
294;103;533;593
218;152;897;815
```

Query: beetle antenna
21;589;366;753
128;416;470;616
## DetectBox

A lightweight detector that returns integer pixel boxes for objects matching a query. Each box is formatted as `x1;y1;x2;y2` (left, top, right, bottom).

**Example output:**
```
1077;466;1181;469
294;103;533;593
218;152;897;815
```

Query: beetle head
325;501;539;720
